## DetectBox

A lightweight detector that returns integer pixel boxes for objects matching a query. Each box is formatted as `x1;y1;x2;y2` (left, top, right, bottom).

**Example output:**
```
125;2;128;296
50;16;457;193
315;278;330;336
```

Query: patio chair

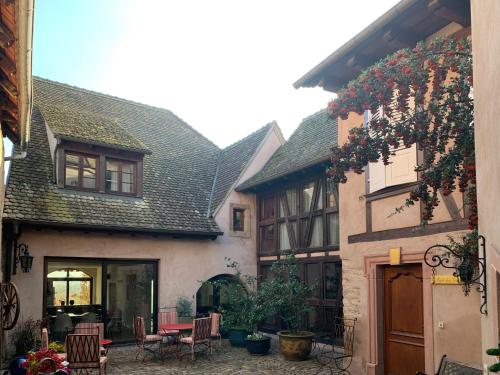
66;334;107;375
209;312;222;351
316;317;357;372
157;311;179;335
179;317;212;361
133;315;162;362
53;313;73;342
75;322;106;355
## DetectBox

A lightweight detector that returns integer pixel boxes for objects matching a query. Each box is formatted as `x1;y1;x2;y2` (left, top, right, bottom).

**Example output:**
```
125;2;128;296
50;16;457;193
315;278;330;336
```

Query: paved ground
106;338;347;374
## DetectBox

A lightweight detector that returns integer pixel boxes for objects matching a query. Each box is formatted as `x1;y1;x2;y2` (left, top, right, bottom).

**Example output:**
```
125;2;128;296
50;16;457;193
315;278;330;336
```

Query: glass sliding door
105;261;157;343
44;257;157;343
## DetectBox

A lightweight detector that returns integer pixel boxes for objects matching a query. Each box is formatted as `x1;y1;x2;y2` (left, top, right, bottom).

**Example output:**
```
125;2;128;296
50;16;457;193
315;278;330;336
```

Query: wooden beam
439;189;462;220
382;28;420;49
0;55;16;77
0;22;15;49
348;219;468;243
0;75;18;98
345;54;371;73
428;0;471;27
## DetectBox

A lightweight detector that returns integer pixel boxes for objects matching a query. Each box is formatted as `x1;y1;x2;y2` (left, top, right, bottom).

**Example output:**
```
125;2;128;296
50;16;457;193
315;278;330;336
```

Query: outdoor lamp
16;243;34;273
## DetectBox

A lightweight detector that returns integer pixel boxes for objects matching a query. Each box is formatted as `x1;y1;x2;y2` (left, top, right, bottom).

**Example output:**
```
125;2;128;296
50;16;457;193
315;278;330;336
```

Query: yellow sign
431;275;460;285
389;247;401;265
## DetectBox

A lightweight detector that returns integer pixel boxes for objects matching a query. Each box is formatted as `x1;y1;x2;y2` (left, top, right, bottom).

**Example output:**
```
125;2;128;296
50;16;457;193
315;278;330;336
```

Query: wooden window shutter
386;143;418;187
366;108;387;193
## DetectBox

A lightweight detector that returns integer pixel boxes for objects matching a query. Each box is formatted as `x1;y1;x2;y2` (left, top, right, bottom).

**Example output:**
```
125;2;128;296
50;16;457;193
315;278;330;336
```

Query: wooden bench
416;355;482;375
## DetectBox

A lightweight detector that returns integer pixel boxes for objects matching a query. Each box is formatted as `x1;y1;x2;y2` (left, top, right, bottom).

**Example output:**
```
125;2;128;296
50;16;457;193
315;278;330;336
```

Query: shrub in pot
10;318;40;356
245;332;271;355
176;296;193;323
259;252;315;361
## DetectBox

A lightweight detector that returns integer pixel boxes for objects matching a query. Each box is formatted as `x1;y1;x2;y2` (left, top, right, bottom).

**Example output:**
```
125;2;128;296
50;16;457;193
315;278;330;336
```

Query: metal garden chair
179;317;212;361
66;333;107;374
315;317;357;373
133;315;163;362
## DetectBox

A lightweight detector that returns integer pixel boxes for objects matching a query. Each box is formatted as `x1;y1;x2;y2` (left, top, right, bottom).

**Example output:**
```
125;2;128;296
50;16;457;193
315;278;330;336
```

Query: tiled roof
39;104;150;153
237;109;338;191
4;78;225;235
209;123;274;214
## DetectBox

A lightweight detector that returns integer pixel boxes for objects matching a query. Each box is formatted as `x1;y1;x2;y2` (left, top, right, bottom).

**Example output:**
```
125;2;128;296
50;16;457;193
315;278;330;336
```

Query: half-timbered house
295;0;481;374
3;77;284;345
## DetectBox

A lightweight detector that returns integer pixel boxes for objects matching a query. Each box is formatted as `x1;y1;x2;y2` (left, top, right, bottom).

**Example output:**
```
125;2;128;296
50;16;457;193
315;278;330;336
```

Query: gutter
5;219;224;239
293;0;419;89
15;0;35;151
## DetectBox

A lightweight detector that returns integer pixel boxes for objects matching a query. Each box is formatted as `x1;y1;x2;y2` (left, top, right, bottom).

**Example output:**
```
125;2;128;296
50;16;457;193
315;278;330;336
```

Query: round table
159;323;192;331
100;339;112;355
159;323;192;359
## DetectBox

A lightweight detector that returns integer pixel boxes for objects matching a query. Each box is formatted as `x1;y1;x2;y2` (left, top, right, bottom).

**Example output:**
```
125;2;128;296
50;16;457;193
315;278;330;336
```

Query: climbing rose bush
326;37;476;229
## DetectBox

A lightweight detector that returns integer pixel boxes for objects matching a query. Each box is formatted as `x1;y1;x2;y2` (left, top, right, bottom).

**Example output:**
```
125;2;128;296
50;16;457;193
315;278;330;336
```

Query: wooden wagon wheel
2;282;20;330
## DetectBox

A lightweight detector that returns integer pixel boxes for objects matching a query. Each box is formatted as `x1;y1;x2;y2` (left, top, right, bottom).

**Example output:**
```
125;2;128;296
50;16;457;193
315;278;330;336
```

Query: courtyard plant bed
245;333;271;355
259;252;315;361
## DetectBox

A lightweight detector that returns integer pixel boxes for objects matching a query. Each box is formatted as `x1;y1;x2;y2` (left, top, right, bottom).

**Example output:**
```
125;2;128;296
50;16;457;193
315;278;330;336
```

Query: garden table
100;338;112;355
159;323;192;359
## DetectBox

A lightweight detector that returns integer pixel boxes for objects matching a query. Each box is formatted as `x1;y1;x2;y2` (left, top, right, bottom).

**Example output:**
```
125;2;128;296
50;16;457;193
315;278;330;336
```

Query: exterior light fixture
15;243;34;273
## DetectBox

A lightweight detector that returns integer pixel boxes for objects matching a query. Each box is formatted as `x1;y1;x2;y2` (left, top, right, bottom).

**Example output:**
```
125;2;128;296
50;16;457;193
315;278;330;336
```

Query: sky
27;0;401;149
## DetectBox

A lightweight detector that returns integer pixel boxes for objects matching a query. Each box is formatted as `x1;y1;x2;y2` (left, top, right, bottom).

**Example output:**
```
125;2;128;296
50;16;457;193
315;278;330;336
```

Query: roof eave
5;219;224;239
56;134;152;155
235;155;331;192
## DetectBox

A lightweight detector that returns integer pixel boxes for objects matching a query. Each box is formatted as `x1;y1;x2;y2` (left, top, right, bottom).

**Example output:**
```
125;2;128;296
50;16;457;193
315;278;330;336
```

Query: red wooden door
383;264;425;375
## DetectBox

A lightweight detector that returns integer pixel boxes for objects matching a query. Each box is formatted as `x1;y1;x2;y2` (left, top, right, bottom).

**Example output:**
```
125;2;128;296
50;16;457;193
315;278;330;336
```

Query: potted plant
23;349;69;375
486;343;500;372
245;332;271;355
259;252;315;361
210;260;252;347
10;318;41;356
176;296;193;324
448;231;479;285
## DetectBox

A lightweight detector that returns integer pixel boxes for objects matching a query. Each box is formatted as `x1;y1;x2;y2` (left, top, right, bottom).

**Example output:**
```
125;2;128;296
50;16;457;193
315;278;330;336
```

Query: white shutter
366;108;387;193
386;143;418;187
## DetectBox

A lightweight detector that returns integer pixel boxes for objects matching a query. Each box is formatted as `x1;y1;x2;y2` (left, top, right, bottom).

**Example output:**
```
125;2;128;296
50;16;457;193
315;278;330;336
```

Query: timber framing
348;218;468;243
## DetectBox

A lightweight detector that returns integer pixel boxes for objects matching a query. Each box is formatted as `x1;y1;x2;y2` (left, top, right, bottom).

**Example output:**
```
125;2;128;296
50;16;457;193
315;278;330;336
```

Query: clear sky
29;0;400;148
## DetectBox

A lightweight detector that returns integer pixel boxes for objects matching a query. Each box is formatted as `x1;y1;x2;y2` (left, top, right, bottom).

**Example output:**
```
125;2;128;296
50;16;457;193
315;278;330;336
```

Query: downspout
15;0;35;152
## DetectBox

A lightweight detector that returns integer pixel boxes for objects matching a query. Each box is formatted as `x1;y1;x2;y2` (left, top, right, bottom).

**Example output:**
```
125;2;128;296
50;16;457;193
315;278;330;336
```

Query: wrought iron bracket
424;235;487;315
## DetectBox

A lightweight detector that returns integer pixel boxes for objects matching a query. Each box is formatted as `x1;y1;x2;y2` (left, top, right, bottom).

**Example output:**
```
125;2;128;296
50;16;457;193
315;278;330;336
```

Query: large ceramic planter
277;331;314;361
245;336;271;355
228;328;249;347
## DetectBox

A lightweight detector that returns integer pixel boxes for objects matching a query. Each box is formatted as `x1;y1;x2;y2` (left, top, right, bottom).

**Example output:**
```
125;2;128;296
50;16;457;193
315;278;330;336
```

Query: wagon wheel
2;282;20;330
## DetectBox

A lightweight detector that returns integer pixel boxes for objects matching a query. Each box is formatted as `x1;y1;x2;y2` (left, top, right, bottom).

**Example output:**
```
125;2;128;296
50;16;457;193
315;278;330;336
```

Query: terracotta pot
277;330;314;361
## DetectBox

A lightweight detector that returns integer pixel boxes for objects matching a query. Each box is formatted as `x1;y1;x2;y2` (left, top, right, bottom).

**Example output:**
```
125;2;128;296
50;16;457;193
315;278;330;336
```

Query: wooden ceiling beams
382;28;420;49
0;21;14;49
428;0;471;27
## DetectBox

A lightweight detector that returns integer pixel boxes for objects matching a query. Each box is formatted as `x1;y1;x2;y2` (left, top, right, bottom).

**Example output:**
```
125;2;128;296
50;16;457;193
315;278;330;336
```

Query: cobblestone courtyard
106;339;345;374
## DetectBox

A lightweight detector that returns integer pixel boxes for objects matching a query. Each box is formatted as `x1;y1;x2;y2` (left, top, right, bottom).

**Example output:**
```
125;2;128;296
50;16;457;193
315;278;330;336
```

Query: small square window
233;208;245;232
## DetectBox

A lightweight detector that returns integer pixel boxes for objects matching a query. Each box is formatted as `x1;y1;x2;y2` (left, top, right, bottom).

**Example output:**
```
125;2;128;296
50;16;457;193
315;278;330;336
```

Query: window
258;176;340;254
365;109;418;193
64;153;98;190
106;159;136;194
233;208;245;231
47;269;93;306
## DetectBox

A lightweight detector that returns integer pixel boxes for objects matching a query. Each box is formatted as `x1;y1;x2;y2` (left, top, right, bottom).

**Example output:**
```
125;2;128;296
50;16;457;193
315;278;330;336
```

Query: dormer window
58;145;144;197
106;159;136;194
64;152;98;191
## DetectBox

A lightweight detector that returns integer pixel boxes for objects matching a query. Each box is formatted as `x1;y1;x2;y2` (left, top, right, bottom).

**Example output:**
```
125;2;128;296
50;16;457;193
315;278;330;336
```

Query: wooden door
383;264;425;375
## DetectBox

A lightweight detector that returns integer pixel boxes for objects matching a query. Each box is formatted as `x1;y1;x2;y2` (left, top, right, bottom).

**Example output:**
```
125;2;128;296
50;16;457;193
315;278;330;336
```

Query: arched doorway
196;274;240;315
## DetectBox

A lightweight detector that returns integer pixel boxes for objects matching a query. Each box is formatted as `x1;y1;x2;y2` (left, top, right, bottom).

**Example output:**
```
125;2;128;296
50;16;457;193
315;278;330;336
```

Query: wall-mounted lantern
15;243;33;273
